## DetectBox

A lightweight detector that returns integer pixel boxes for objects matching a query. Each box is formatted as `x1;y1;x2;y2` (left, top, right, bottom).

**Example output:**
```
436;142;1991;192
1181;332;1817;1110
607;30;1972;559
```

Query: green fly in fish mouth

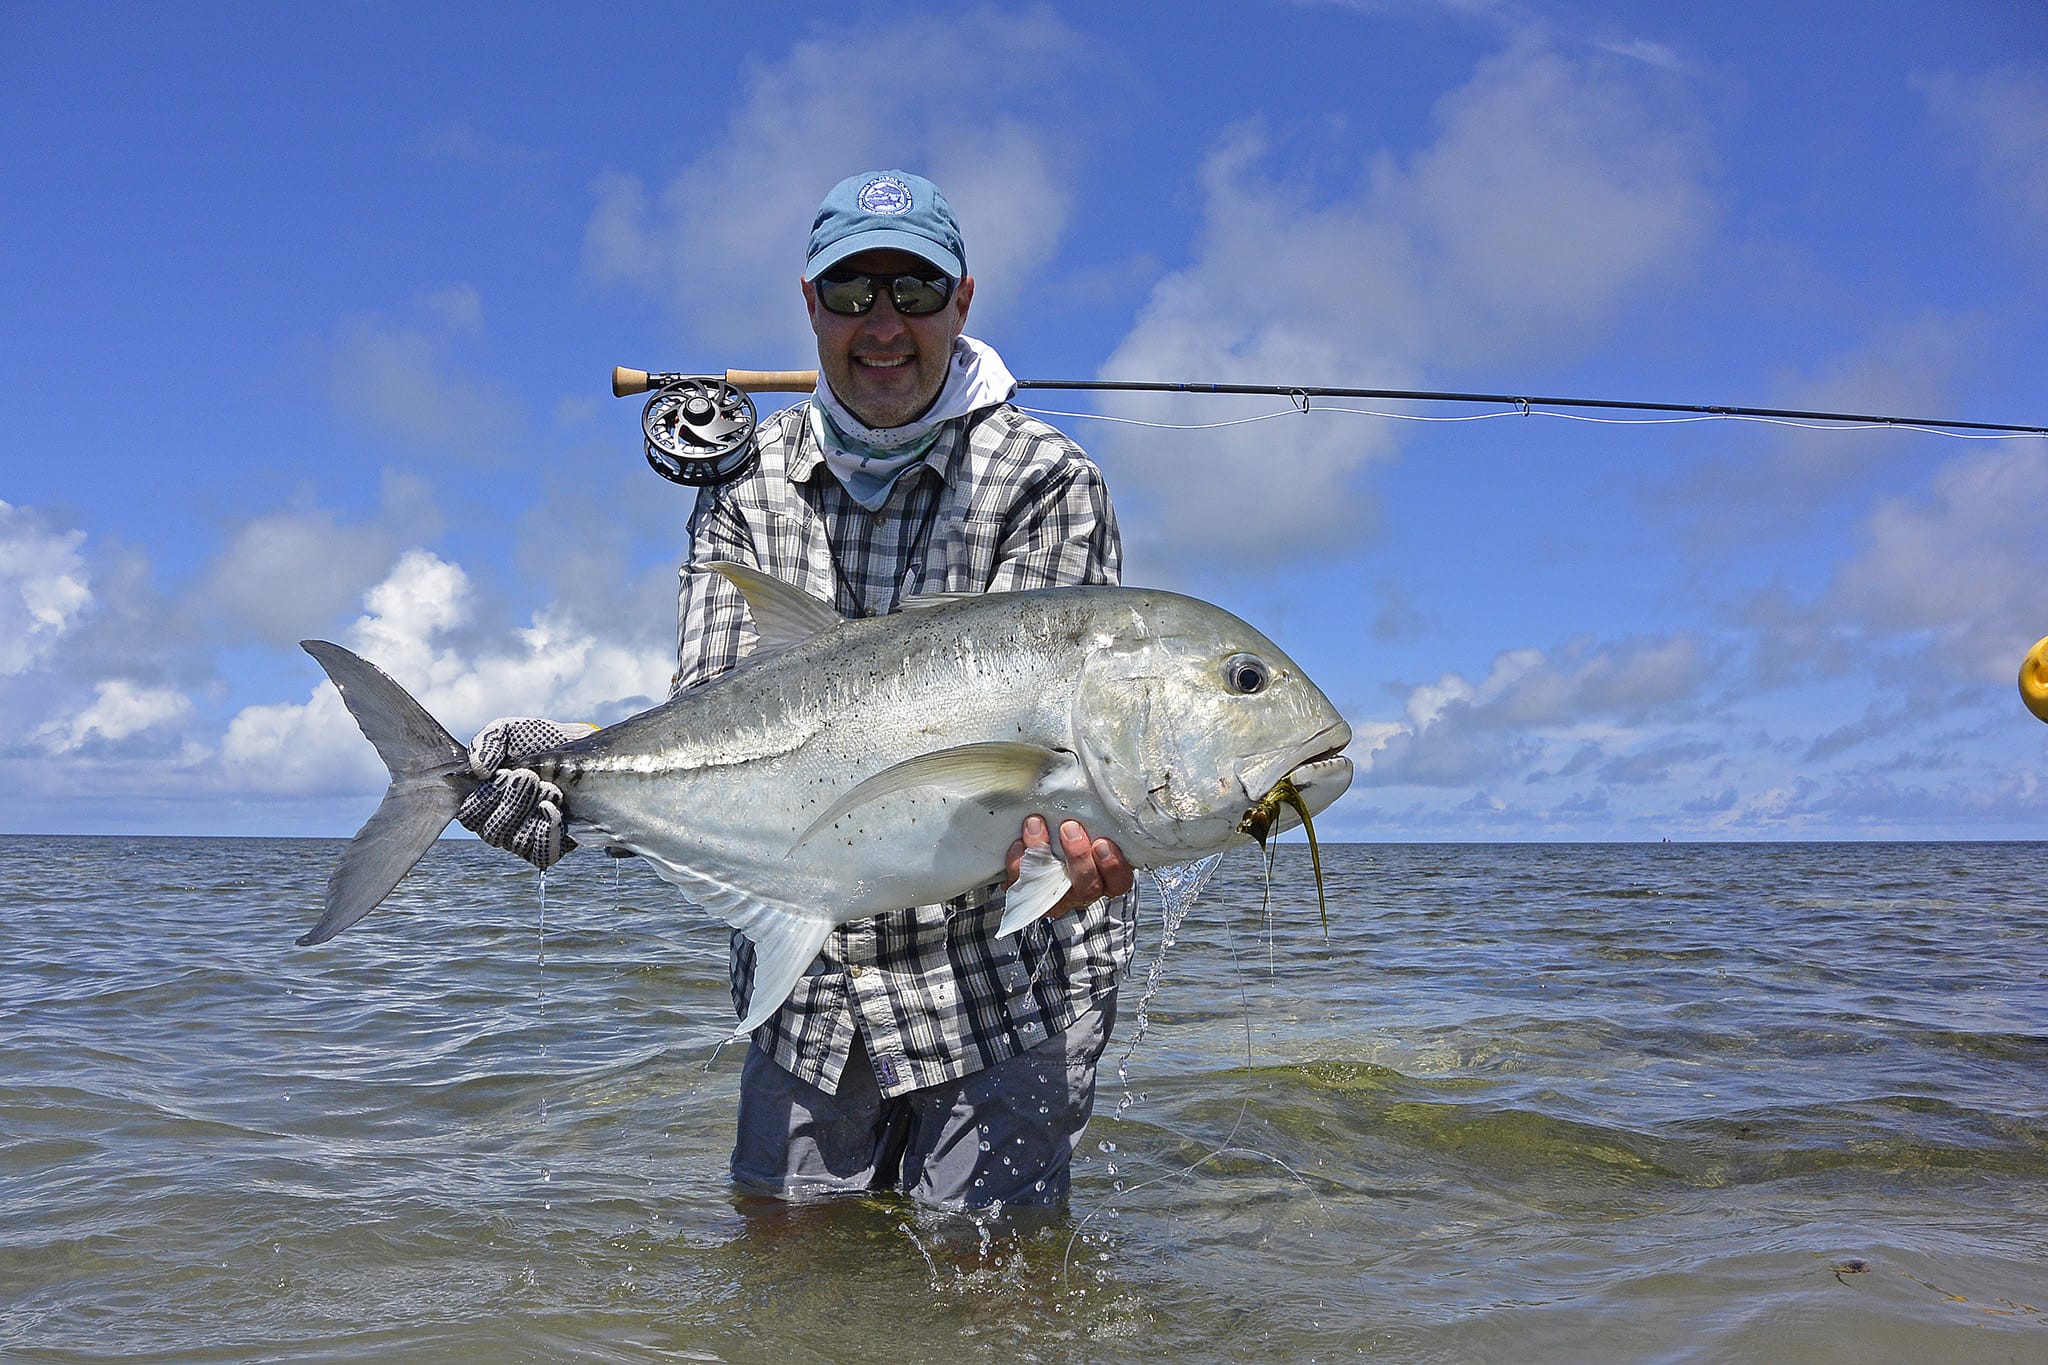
1238;754;1346;941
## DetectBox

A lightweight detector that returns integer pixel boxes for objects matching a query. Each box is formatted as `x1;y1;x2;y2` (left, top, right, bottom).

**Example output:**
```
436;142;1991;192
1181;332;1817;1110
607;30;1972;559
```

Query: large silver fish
298;563;1353;1032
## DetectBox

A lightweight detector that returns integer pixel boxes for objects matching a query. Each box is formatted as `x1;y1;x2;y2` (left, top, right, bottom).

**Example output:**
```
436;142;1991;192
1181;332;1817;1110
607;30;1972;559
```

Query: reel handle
612;365;818;397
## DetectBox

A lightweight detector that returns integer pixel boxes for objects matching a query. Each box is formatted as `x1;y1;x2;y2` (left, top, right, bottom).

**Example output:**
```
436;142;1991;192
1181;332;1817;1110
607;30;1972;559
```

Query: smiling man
684;170;1137;1209
467;171;1138;1209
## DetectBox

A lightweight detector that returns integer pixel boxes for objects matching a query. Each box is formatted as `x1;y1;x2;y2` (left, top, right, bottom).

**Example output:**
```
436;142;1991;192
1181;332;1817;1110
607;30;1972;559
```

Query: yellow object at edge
2021;636;2048;723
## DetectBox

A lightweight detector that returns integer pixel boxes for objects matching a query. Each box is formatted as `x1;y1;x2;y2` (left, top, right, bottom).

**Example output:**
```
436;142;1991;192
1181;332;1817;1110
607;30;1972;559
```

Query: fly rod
609;365;2047;487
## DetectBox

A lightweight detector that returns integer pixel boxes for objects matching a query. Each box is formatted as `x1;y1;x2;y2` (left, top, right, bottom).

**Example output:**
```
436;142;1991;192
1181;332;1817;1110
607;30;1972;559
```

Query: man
466;171;1135;1209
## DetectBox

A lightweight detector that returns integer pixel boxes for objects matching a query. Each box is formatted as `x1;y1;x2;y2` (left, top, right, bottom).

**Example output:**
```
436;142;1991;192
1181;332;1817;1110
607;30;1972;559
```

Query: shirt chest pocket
909;513;1010;595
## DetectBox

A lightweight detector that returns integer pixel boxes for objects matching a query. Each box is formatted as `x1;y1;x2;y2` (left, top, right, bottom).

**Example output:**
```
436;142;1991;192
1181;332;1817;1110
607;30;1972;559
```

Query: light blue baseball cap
803;170;965;281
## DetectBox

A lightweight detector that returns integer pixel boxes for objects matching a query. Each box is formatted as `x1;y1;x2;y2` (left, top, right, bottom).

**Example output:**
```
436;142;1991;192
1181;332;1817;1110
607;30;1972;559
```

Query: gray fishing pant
730;993;1117;1209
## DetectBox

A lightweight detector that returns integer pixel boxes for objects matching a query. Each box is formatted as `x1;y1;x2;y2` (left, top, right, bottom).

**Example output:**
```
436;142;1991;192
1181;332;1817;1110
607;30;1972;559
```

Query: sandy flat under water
2;836;2044;1362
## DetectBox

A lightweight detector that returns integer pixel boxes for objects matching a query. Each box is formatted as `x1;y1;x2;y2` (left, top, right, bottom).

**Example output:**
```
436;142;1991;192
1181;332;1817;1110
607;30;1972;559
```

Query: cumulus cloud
196;472;443;647
220;548;672;796
37;679;194;754
0;500;92;675
1095;42;1713;574
1361;631;1707;787
1827;447;2048;682
583;9;1092;357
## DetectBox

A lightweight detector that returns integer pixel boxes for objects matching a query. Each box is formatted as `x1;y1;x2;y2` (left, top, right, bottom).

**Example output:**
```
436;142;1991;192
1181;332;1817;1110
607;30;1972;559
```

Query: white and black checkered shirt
673;400;1136;1097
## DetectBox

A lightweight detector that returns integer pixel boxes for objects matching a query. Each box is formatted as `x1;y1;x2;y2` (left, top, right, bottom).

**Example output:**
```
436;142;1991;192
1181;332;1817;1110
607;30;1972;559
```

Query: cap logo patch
857;175;914;215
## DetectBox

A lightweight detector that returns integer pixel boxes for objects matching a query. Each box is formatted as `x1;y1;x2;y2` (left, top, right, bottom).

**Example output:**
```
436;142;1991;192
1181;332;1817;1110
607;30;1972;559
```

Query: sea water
2;837;2043;1362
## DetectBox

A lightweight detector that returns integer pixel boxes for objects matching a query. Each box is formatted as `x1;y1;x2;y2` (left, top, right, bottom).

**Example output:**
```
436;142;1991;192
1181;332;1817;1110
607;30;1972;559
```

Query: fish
297;562;1353;1032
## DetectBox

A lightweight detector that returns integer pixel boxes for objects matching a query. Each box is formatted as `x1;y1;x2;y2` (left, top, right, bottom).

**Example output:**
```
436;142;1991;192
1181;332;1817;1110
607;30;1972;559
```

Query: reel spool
625;372;760;487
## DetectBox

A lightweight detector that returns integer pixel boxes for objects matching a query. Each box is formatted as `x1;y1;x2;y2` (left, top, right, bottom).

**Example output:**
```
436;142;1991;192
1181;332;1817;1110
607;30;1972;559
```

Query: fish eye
1223;653;1270;694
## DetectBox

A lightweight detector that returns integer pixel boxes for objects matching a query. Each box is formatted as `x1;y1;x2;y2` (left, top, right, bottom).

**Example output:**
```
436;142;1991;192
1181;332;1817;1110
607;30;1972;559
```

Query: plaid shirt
673;399;1135;1097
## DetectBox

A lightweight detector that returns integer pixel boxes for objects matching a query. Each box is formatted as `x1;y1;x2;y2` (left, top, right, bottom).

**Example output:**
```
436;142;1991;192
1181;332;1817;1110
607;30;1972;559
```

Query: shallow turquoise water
2;837;2044;1361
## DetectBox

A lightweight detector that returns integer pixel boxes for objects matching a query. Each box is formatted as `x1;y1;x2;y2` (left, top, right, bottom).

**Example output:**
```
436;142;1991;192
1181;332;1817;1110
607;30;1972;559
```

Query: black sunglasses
814;269;957;317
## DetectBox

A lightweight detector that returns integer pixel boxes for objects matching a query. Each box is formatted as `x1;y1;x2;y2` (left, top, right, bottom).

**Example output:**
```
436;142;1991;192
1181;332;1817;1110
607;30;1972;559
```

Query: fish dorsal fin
793;741;1068;849
700;560;842;654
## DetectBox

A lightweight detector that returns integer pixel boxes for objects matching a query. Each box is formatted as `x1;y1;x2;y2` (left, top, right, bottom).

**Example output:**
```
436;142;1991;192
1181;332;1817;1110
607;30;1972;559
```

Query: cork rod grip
612;366;819;397
725;369;819;393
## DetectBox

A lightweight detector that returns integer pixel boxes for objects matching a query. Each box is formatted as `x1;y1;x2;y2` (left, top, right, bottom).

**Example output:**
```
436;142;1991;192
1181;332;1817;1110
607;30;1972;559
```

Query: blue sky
4;1;2046;842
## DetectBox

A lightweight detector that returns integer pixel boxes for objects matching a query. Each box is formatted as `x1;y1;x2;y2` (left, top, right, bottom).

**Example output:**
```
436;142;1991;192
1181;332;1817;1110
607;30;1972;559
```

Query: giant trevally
298;562;1353;1032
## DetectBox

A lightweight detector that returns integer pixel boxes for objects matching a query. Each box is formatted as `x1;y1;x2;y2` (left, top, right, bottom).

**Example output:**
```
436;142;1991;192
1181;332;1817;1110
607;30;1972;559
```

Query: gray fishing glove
457;717;598;870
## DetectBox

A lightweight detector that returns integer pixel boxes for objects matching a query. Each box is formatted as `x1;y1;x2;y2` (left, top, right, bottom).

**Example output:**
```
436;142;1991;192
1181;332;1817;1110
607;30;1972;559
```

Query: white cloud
196;473;443;647
1362;632;1706;786
582;10;1091;356
38;679;194;753
1828;447;2048;682
0;500;93;675
221;548;672;796
1097;43;1713;574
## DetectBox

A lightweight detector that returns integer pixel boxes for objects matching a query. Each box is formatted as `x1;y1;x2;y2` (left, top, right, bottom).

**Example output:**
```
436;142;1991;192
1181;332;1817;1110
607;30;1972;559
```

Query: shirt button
873;511;890;526
848;963;866;978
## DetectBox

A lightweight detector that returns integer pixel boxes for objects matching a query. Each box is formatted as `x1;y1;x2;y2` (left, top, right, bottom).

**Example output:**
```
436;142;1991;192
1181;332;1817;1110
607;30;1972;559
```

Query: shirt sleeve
672;488;757;696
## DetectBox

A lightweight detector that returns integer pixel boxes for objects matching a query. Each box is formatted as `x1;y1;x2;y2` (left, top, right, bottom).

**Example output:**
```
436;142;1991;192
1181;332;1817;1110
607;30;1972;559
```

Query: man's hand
1005;814;1134;917
456;717;597;870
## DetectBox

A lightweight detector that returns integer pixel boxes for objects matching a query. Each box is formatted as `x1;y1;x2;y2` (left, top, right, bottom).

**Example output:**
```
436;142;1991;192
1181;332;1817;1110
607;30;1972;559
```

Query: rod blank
608;366;2048;436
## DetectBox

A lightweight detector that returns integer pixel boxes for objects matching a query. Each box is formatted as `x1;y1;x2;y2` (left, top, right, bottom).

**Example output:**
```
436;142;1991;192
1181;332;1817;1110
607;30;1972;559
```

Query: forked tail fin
296;640;473;946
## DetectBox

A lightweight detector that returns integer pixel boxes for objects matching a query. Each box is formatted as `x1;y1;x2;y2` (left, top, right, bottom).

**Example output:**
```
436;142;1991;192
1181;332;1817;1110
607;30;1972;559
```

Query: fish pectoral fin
997;844;1072;937
792;741;1066;849
725;900;837;1037
698;559;843;655
895;590;981;612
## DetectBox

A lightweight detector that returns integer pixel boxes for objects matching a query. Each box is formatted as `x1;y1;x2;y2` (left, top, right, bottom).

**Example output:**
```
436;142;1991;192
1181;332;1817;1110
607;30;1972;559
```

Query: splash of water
1110;852;1228;1120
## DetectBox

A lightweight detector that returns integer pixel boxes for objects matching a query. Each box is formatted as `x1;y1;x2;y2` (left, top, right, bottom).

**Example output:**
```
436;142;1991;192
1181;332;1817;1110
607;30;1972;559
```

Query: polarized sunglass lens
817;275;877;314
891;276;952;315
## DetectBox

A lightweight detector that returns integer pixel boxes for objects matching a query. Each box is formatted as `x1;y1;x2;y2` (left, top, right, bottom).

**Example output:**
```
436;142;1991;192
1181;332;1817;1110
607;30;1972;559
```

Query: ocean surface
2;836;2044;1363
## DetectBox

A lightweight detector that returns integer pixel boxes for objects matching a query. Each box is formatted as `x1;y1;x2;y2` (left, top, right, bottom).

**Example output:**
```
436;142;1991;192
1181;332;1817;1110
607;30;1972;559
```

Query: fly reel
613;368;761;487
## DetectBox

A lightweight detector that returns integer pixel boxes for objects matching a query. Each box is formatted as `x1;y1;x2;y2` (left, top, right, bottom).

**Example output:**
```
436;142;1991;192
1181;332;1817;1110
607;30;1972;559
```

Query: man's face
805;248;974;429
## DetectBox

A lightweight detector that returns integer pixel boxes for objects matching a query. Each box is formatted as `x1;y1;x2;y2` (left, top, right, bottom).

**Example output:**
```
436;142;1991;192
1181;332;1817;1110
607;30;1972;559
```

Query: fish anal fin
793;741;1066;849
727;904;837;1036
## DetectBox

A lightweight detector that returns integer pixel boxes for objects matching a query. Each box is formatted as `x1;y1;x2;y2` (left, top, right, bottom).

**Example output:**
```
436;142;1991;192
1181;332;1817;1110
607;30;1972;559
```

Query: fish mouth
1236;720;1353;839
1266;752;1354;833
1244;720;1352;831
